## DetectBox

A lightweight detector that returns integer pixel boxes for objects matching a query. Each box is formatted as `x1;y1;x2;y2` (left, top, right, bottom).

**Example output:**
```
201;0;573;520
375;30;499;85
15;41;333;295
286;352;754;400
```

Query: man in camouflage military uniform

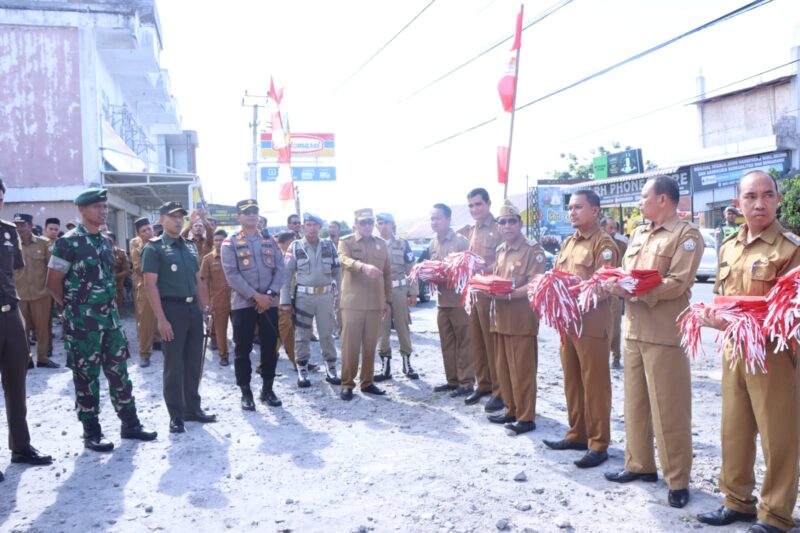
374;212;419;381
46;188;156;452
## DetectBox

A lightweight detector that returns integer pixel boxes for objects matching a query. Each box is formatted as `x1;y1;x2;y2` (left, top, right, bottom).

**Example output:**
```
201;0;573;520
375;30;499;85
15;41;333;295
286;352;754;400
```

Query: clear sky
157;0;800;225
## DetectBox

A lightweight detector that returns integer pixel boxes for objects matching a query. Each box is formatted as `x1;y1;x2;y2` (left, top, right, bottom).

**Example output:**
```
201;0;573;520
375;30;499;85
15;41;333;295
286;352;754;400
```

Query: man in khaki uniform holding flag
696;170;800;533
487;199;545;436
130;217;158;367
337;208;392;401
602;216;627;369
544;190;617;468
464;188;504;412
604;176;703;510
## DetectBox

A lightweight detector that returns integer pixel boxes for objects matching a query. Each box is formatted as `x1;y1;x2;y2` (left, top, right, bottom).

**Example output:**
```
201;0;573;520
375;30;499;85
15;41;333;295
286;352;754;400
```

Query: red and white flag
268;77;294;201
496;6;523;185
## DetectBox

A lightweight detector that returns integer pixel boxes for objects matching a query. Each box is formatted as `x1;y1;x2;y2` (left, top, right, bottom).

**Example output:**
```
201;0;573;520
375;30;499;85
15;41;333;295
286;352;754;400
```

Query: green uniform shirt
141;233;199;298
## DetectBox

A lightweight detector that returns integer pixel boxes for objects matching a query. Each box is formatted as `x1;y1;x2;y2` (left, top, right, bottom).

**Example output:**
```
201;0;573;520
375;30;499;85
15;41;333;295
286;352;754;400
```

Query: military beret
13;213;33;224
303;212;324;226
159;201;187;216
354;208;374;222
134;217;151;230
74;187;108;206
236;199;259;213
498;199;520;218
45;218;60;226
376;212;394;223
724;206;739;215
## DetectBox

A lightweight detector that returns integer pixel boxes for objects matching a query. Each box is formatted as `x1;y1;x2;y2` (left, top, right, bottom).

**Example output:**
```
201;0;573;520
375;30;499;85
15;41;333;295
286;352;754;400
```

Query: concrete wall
0;25;84;188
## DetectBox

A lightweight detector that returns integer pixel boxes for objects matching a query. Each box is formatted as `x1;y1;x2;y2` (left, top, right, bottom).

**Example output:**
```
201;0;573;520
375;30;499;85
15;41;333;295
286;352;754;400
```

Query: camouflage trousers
64;327;137;423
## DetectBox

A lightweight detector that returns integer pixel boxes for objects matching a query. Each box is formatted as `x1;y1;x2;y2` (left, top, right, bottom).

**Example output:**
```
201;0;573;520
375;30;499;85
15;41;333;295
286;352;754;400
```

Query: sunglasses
357;219;375;226
497;217;519;225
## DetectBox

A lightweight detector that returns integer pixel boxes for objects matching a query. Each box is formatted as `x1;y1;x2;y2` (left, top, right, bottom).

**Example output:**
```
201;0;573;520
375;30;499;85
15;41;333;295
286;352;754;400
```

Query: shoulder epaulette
341;234;355;242
782;231;800;246
721;230;739;245
148;236;161;243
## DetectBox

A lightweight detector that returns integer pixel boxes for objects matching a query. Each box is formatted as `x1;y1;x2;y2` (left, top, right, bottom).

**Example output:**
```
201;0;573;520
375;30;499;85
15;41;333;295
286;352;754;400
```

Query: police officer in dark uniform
0;179;52;480
220;199;285;410
142;201;215;433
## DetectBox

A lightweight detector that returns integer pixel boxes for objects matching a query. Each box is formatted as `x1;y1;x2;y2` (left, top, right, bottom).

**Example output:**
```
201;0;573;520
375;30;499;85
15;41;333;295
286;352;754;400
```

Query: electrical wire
420;0;774;151
400;0;574;103
330;0;438;96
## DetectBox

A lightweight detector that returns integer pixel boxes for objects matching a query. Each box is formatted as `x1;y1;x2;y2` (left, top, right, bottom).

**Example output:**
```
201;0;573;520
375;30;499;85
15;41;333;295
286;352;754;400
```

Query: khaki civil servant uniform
16;234;52;364
622;214;703;489
429;228;472;388
608;235;627;363
491;238;545;423
555;227;617;451
130;236;158;359
112;246;129;312
378;236;418;358
338;233;392;391
713;220;800;531
200;250;232;359
468;218;503;397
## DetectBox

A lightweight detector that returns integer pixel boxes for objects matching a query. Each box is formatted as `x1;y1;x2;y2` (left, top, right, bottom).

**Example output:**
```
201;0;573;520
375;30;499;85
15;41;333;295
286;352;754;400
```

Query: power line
331;0;438;96
400;0;574;103
549;58;799;147
421;0;774;151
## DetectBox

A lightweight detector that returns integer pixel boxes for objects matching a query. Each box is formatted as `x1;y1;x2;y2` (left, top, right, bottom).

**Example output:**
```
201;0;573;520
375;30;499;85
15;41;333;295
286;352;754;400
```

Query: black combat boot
240;386;256;411
120;414;158;441
297;364;311;388
373;354;392;382
401;353;419;380
82;420;114;452
325;362;342;385
260;379;282;407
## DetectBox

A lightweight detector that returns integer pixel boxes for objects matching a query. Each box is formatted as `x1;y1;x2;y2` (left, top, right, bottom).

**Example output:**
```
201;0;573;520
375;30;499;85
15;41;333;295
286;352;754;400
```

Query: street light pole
242;91;269;203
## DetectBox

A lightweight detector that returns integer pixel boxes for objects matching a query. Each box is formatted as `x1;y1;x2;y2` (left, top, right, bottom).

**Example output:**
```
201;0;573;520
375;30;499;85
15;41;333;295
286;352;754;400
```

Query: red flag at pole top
498;8;522;113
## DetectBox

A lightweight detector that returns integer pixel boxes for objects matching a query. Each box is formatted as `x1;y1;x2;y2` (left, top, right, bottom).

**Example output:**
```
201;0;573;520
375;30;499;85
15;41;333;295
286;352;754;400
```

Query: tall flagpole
503;3;524;200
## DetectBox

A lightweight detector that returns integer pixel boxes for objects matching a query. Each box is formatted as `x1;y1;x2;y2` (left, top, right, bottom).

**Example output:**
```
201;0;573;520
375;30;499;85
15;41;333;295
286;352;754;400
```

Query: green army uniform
48;187;155;450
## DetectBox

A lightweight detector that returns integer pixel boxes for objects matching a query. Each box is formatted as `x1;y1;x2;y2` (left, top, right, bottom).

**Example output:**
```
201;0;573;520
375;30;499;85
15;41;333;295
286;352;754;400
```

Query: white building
0;0;202;241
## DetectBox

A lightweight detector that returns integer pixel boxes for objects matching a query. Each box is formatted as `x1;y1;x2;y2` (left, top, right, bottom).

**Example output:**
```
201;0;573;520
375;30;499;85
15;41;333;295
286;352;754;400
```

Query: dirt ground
0;282;797;532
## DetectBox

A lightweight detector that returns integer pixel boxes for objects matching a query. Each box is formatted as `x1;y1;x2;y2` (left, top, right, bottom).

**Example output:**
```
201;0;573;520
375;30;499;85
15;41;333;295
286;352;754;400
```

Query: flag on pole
268;77;294;201
496;6;523;185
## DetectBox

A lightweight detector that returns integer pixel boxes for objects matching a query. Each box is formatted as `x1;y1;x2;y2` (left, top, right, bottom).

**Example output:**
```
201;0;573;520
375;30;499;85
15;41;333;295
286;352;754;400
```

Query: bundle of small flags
764;265;800;352
527;270;584;337
444;251;487;301
678;296;769;374
574;267;662;312
408;260;448;285
467;273;514;295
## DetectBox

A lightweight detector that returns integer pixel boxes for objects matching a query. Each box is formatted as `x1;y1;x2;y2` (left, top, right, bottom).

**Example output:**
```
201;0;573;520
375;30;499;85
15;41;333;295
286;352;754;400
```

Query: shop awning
101;171;202;211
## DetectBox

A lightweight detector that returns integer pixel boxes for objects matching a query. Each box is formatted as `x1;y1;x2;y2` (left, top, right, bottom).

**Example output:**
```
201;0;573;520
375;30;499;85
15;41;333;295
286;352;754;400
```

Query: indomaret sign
260;133;335;158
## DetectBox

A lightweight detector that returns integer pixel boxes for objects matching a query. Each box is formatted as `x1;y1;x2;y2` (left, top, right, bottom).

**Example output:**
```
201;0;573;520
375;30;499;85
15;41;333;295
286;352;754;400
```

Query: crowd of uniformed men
0;171;797;532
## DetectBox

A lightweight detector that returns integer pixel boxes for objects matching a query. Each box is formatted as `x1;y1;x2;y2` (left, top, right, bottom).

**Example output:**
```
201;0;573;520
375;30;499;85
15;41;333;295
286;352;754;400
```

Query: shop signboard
537;185;573;239
690;151;790;191
566;167;690;207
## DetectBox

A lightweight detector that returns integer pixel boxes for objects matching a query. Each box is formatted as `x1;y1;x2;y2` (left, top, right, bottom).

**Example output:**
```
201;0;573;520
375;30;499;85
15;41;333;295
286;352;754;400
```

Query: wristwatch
266;290;276;297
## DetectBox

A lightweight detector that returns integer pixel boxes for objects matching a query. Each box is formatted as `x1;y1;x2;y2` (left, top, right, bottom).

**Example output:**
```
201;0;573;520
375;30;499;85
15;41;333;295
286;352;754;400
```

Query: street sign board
690;151;790;191
607;149;643;177
260;166;337;182
593;155;608;179
260;133;335;158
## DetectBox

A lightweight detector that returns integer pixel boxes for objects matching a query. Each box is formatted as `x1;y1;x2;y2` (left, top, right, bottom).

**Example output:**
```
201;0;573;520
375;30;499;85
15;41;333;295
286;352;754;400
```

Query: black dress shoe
668;489;690;508
84;433;114;452
361;384;386;396
139;357;151;368
488;413;516;424
36;359;60;369
449;386;473;398
505;421;536;435
120;424;158;441
260;389;282;407
183;411;217;423
604;470;658;483
11;445;53;465
433;384;457;393
574;450;608;468
484;395;505;413
543;439;588;451
219;357;229;367
697;506;757;526
464;389;490;405
748;520;783;533
340;388;354;401
169;418;185;433
241;388;256;411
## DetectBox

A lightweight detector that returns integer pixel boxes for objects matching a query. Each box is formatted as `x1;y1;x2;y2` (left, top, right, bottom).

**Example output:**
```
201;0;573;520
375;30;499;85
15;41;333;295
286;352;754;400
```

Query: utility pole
241;91;269;202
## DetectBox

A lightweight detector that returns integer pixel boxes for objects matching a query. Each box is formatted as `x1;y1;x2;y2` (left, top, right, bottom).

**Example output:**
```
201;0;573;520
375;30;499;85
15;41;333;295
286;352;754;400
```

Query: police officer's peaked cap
134;217;151;230
724;205;739;214
376;212;394;223
159;201;187;216
45;217;60;226
303;212;324;226
498;199;520;217
236;199;259;213
12;213;33;224
354;208;374;222
74;188;108;206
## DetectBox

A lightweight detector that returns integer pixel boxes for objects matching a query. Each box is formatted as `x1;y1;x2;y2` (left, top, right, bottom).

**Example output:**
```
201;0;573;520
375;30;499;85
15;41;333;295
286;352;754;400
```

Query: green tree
778;170;800;232
550;143;657;181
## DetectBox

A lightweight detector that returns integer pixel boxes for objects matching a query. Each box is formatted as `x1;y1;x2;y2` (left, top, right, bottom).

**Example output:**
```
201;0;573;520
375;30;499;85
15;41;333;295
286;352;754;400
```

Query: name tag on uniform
171;264;178;272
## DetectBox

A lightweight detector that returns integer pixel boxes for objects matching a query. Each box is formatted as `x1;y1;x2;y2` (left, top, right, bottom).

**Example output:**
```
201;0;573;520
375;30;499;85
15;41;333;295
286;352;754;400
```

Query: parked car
696;228;718;283
410;242;432;302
